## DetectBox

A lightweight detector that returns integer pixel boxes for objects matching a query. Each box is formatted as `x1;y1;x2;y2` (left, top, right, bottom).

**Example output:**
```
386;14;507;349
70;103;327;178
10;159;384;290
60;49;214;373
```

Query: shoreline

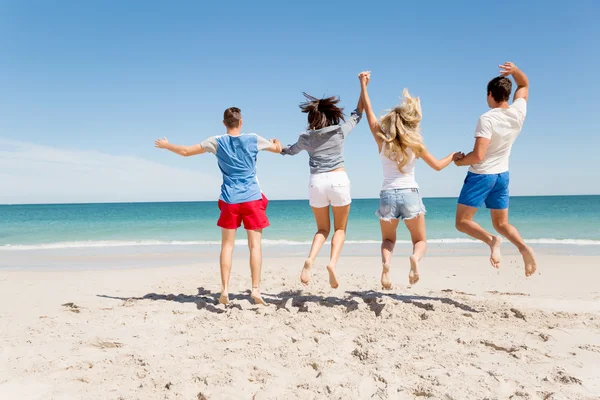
2;242;600;271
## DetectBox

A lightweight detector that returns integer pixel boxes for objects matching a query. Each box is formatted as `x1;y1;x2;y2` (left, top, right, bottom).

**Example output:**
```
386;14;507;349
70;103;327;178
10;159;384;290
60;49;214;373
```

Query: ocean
1;196;599;251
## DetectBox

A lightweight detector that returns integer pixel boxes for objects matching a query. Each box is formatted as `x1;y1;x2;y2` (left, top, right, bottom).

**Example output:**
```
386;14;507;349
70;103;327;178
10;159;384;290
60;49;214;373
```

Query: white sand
1;253;599;399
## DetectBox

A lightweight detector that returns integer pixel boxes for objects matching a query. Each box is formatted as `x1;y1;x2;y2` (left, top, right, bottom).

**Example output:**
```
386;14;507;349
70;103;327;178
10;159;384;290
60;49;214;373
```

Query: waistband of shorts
309;170;349;180
380;188;419;194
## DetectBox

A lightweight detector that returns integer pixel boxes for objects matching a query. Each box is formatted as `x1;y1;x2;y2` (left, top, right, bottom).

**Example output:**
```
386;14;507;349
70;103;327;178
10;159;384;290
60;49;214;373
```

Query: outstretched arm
358;71;384;148
281;141;304;156
266;138;282;153
154;137;206;157
500;62;529;102
256;136;283;154
420;148;463;171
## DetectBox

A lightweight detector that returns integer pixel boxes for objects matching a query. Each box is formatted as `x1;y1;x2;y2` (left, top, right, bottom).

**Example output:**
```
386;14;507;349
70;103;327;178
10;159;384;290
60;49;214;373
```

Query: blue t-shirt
200;133;272;204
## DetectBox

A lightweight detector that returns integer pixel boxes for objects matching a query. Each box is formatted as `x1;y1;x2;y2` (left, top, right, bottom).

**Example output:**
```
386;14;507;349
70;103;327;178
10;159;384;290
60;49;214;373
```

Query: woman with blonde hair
358;71;463;287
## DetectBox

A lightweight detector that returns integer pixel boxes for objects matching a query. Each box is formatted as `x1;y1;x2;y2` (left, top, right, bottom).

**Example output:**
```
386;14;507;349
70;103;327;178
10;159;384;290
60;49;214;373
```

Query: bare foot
219;292;230;305
521;246;537;277
326;265;339;289
381;263;392;290
300;259;313;285
251;287;267;306
489;236;503;268
409;255;420;285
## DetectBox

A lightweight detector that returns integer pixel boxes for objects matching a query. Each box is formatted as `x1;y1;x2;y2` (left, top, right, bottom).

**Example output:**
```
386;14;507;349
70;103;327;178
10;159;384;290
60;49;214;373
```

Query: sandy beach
1;252;599;399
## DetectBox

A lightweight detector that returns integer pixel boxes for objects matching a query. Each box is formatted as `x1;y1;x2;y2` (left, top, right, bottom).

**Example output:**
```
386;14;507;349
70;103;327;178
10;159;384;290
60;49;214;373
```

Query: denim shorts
376;188;426;221
458;171;509;210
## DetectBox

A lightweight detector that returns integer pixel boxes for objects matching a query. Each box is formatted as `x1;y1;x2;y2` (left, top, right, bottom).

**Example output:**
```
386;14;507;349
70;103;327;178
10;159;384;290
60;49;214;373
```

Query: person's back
280;90;364;288
154;106;282;306
469;98;526;175
454;62;536;278
380;146;418;190
203;133;272;204
284;109;361;174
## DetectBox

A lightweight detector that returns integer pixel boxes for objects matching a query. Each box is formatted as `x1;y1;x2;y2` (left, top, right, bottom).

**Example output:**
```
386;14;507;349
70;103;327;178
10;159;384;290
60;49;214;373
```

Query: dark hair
299;93;345;130
487;77;512;103
223;107;242;128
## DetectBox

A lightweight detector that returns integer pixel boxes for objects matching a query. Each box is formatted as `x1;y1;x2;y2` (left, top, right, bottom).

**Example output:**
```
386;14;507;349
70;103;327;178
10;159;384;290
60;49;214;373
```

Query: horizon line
1;193;599;206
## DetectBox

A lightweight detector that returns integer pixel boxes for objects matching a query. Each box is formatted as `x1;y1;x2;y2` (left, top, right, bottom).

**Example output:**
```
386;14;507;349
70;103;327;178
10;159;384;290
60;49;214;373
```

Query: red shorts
217;194;270;230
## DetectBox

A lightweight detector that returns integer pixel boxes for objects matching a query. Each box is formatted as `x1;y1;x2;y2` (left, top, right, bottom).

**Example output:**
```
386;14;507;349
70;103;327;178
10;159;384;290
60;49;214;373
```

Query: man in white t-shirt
454;62;536;277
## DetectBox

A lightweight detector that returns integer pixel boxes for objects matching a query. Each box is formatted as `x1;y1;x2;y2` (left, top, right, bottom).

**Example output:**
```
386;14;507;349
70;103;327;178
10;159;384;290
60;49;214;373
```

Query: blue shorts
458;171;510;210
377;188;427;221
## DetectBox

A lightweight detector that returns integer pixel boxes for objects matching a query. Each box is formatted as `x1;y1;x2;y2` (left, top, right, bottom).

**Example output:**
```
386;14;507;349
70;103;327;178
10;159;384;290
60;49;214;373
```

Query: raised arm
358;71;384;148
154;137;206;157
420;148;463;171
500;62;529;102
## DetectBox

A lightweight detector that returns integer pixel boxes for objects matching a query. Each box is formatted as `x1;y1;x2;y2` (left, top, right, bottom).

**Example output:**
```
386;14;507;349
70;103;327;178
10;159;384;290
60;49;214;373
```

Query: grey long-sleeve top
281;109;362;174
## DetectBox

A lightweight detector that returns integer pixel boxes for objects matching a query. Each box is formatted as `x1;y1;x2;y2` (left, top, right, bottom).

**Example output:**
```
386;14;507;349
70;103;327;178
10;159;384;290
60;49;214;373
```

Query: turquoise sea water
1;196;599;250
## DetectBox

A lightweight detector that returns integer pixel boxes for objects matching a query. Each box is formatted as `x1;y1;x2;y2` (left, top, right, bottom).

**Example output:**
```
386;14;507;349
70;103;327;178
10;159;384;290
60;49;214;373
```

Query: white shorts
308;171;352;208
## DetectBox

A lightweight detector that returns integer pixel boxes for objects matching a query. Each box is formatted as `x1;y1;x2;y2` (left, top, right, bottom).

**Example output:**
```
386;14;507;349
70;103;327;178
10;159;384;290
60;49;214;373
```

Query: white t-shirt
469;98;527;174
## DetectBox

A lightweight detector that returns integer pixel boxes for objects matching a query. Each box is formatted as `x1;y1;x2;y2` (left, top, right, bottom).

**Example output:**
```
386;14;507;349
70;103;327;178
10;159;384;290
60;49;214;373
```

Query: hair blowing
378;89;425;171
299;93;345;130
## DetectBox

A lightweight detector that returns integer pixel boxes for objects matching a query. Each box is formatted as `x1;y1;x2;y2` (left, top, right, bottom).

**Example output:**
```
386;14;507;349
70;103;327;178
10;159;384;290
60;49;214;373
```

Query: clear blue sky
1;0;598;203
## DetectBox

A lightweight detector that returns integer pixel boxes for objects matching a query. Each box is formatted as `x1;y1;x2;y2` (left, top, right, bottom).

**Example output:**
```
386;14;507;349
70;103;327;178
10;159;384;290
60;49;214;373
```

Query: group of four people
155;62;537;306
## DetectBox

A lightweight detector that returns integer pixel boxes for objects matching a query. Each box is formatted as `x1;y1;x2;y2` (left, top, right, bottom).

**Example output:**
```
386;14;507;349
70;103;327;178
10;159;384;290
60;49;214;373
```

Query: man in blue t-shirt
155;107;282;305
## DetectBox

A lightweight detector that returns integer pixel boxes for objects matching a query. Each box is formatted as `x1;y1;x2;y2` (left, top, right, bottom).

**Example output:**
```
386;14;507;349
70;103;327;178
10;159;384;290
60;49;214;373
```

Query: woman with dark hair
281;85;365;288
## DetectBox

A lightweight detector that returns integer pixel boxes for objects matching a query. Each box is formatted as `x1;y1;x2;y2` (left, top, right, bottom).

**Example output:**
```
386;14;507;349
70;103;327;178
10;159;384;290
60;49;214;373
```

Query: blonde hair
378;89;425;171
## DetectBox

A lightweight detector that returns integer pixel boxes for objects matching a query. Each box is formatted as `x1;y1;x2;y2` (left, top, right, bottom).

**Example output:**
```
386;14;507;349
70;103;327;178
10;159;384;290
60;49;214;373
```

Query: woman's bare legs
300;206;331;285
379;219;399;289
404;214;427;285
326;204;351;288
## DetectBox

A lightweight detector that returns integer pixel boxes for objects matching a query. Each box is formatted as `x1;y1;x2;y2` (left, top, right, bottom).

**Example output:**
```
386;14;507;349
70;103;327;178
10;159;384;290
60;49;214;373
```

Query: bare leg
379;219;399;289
247;229;267;305
301;206;331;285
491;209;537;277
219;228;236;305
455;204;502;268
404;214;427;285
327;204;350;289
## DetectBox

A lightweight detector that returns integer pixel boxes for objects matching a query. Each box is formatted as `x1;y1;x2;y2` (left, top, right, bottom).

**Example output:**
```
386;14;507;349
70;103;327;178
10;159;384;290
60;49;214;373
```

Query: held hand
271;138;282;152
499;62;518;77
155;137;169;148
452;151;465;161
358;71;371;86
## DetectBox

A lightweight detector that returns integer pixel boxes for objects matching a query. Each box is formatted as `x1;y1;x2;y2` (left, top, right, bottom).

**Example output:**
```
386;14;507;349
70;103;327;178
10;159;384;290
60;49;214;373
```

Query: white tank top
380;145;419;190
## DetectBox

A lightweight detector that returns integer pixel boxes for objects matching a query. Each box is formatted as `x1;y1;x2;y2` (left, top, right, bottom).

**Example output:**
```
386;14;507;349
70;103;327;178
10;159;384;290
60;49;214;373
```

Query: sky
1;0;599;204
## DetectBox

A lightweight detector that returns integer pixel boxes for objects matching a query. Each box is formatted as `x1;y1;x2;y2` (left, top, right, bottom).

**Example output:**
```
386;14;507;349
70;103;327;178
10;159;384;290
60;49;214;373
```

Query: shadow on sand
97;287;480;315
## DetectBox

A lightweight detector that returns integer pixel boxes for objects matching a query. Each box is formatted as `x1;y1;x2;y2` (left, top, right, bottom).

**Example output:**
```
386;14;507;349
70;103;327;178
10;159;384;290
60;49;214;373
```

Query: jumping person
454;62;536;277
155;107;282;305
358;71;463;287
281;85;364;288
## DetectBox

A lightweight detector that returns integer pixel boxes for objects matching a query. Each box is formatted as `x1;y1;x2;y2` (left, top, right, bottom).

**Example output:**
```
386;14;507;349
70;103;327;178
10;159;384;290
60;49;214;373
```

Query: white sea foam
1;238;599;251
